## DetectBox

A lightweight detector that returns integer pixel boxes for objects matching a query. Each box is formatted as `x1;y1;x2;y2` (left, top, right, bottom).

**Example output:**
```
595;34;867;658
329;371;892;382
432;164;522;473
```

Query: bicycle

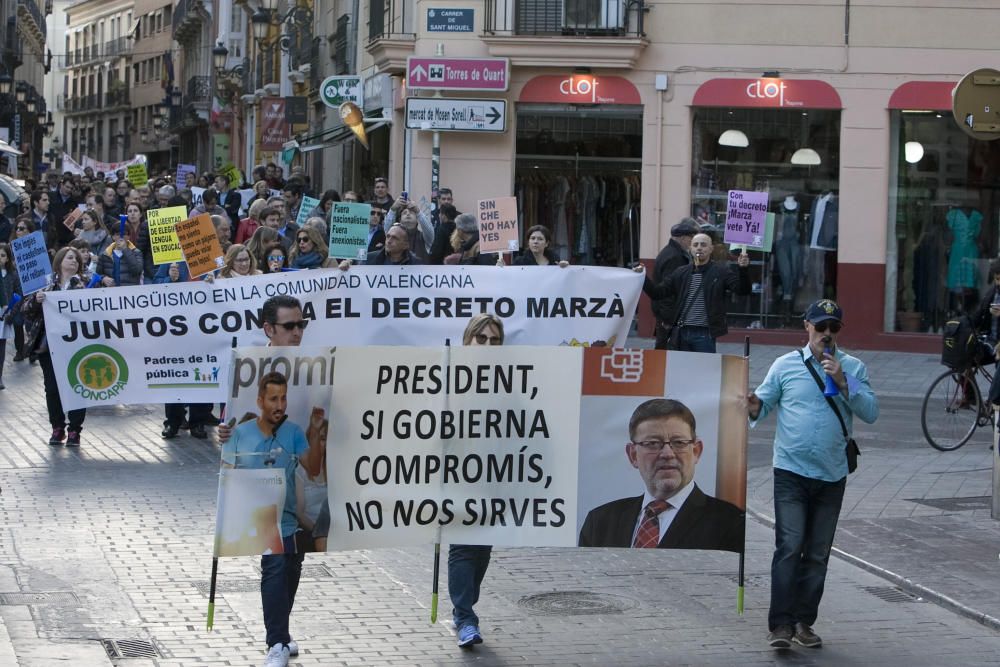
921;356;995;451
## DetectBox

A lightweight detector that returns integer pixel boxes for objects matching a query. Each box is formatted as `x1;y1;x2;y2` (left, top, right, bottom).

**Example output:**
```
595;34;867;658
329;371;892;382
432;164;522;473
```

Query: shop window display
691;108;841;329
886;111;1000;333
515;106;643;267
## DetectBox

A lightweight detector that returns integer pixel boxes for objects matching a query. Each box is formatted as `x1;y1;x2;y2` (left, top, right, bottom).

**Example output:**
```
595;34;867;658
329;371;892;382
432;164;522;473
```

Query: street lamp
251;9;271;43
213;42;229;71
0;74;11;95
140;128;149;144
26;98;35;114
15;82;26;103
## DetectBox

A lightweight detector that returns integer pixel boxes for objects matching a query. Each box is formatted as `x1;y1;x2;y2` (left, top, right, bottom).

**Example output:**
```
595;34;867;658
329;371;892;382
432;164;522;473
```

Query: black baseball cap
804;299;843;324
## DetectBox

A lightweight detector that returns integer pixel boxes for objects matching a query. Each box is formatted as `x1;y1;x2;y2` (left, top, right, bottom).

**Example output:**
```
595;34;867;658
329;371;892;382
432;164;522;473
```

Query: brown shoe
793;622;822;648
767;625;793;649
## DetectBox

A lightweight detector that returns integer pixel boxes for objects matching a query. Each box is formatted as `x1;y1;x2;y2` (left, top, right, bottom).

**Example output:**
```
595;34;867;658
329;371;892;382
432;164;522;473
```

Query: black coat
367;227;386;253
366;248;420;265
650;238;691;322
578;484;744;552
428;221;456;265
513;249;560;266
643;260;751;339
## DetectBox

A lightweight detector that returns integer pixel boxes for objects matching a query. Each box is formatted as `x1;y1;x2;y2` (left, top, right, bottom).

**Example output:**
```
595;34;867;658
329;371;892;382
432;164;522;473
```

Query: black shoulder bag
798;350;860;474
667;269;707;350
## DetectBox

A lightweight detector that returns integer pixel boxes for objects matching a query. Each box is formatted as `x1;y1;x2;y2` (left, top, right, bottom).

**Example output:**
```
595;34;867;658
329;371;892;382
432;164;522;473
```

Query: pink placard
724;190;769;248
477;197;519;253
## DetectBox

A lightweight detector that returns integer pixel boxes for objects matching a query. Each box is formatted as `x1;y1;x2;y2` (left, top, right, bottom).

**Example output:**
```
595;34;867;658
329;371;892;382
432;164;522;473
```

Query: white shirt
630;481;696;546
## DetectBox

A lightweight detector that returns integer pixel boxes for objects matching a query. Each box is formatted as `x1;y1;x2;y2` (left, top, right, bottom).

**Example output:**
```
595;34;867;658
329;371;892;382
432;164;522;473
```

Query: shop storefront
885;81;1000;334
690;78;842;330
515;75;643;267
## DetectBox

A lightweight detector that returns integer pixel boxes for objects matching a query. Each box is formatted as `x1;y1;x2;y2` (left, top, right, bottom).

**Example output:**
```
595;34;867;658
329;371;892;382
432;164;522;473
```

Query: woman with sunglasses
449;313;504;649
262;242;289;274
9;215;33;243
246;226;284;266
288;226;332;269
22;247;89;446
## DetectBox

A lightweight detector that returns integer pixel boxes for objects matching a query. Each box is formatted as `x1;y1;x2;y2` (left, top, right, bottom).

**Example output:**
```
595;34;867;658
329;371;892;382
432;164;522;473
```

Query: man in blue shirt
222;368;324;667
747;299;878;651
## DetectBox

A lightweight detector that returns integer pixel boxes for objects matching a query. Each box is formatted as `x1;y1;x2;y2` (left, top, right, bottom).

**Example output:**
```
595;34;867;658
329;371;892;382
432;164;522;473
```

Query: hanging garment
946;207;982;290
809;194;838;251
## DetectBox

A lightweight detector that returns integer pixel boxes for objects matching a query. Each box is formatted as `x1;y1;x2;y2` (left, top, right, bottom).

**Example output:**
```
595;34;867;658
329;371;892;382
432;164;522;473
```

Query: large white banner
43;266;642;411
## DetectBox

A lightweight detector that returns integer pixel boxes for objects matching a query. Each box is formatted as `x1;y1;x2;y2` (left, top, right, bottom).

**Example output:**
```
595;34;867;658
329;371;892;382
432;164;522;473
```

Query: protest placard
189;186;205;208
146;205;187;265
176;213;225;277
11;231;51;294
723;190;769;248
476;197;519;253
328;201;370;261
219;164;243;189
175;163;197;186
214;468;286;557
729;212;775;253
62;206;84;232
126;162;149;186
295;195;321;229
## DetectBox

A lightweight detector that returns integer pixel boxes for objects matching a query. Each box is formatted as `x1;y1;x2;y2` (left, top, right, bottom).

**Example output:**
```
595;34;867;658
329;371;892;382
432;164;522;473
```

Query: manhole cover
518;591;639;616
101;639;160;659
0;592;79;605
252;563;333;579
907;496;990;512
862;586;925;603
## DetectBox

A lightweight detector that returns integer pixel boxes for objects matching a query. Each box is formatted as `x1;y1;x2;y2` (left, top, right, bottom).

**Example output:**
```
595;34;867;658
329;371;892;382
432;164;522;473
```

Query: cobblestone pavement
1;341;999;666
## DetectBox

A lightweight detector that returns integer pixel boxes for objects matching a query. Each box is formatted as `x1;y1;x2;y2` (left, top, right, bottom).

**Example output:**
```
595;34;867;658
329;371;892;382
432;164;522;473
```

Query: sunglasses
813;321;842;334
474;333;502;345
267;255;285;262
274;320;308;331
297;237;311;243
16;226;27;231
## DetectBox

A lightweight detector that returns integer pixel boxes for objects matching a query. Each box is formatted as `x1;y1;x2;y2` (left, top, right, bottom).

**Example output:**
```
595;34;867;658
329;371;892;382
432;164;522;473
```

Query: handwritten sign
177;213;225;277
730;212;775;253
146;205;187;265
126;162;149;186
295;195;321;229
476;196;519;253
175;163;197;186
190;186;205;208
723;190;769;248
11;231;51;294
328;202;371;261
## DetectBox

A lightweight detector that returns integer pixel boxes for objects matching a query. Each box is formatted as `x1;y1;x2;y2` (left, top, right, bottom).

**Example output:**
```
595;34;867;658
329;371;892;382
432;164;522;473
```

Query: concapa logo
67;344;129;401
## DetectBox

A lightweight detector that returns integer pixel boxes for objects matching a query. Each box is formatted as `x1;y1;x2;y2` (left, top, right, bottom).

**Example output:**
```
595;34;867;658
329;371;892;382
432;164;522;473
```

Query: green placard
329;201;372;261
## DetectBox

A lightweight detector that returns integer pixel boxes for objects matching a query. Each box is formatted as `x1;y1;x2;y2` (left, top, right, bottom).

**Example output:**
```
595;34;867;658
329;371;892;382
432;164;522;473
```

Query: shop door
515;104;642;267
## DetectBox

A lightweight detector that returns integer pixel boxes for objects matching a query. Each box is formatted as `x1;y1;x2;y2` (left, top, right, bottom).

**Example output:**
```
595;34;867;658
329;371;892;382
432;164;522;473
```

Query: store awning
691;78;842;109
519;75;641;105
888;81;955;111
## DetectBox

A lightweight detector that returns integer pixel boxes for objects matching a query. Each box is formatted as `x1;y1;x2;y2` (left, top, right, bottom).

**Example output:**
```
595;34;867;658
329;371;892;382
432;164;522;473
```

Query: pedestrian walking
746;299;879;650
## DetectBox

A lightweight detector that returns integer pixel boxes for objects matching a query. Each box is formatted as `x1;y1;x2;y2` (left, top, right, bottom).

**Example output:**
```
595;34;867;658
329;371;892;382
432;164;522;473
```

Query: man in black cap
746;300;878;651
649;219;698;349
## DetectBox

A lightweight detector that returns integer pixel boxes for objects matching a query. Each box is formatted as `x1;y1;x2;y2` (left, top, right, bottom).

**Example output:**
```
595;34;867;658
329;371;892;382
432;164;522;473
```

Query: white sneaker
287;639;299;656
263;643;290;667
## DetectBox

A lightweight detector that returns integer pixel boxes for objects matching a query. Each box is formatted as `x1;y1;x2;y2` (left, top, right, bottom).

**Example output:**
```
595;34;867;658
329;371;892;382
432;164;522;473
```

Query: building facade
63;0;134;165
44;0;72;173
2;0;51;179
356;0;1000;351
130;0;174;172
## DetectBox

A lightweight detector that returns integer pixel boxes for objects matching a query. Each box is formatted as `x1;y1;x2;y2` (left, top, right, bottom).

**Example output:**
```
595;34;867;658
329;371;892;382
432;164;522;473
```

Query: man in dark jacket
650;219;698;349
366;223;420;265
642;233;750;353
428;203;459;265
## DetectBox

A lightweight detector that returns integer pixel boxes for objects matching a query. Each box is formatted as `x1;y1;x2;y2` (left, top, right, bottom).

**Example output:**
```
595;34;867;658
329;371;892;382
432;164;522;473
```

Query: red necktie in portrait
632;499;670;548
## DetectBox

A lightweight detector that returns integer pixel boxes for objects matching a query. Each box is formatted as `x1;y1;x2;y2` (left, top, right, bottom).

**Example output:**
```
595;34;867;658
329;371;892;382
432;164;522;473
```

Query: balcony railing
184;75;210;114
368;0;414;41
484;0;644;36
106;89;130;107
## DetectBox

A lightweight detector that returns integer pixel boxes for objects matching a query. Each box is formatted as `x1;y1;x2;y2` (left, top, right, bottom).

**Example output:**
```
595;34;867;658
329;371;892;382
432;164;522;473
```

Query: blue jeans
678;326;717;353
769;468;846;630
261;533;304;648
448;544;492;629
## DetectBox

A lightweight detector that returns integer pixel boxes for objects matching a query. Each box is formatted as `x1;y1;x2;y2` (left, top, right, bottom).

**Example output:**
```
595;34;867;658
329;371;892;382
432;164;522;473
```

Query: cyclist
970;258;1000;406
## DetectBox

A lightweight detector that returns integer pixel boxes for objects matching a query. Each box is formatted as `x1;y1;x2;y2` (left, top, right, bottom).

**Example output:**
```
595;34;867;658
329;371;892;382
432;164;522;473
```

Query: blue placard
11;231;52;295
426;8;474;32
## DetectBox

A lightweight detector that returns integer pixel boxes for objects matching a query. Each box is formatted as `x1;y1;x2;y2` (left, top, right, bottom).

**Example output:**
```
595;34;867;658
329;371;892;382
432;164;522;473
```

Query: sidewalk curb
747;507;1000;633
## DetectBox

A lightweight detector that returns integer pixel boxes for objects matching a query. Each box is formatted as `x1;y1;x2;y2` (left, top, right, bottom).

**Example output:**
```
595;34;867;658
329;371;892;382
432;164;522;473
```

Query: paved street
1;338;999;666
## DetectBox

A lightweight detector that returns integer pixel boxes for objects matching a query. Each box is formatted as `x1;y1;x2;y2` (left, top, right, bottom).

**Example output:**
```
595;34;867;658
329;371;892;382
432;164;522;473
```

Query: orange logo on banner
582;348;666;396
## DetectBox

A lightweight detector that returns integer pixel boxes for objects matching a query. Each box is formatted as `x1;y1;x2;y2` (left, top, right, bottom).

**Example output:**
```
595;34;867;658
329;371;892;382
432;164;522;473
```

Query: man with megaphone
746;299;879;652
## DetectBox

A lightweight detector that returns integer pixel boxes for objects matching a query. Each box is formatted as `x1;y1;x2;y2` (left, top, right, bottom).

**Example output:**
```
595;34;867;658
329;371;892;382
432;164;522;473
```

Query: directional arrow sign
405;98;507;133
406;57;509;92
